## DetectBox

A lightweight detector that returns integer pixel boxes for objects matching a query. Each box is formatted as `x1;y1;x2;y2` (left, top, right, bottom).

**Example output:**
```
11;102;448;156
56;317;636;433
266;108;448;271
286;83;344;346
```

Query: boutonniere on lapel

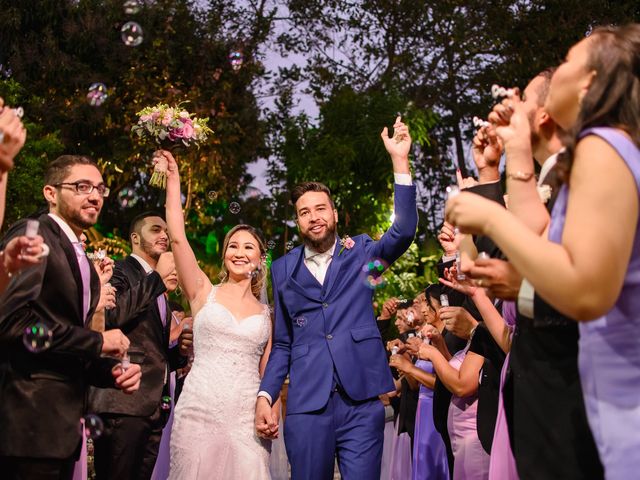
338;235;355;256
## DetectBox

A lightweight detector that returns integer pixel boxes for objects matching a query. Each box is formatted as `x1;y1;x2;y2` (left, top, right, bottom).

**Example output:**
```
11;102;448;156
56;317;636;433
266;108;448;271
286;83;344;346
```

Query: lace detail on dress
169;282;272;479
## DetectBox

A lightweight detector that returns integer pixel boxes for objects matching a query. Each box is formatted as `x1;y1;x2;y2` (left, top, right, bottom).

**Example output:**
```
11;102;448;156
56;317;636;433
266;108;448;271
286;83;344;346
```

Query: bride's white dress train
169;284;272;479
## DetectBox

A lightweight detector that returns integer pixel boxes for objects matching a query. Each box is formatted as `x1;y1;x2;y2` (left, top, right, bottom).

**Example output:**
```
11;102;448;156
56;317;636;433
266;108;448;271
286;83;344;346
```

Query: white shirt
48;213;81;244
304;242;337;285
518;151;562;318
130;253;154;274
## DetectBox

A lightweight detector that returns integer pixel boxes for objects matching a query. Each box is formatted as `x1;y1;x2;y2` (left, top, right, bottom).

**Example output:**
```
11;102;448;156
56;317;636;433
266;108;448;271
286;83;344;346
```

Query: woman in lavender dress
446;24;640;479
392;288;450;480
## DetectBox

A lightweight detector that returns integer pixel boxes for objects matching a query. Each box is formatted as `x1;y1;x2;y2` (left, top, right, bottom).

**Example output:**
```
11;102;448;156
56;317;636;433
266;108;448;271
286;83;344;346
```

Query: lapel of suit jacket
126;256;168;342
322;238;348;298
43;215;85;325
284;247;319;303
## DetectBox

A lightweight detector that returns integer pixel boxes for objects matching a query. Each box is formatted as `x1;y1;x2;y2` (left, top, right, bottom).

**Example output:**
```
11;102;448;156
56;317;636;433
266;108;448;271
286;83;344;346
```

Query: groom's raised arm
370;116;418;264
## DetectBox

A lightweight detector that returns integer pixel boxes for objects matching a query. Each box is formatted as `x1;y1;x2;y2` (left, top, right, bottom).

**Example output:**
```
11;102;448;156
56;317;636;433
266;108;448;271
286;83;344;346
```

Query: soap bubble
207;190;218;201
123;0;141;15
229;202;241;214
266;240;276;250
294;316;307;328
22;323;53;353
82;414;104;439
228;51;244;71
87;83;108;107
121;21;143;47
360;258;388;289
286;241;294;251
161;396;172;411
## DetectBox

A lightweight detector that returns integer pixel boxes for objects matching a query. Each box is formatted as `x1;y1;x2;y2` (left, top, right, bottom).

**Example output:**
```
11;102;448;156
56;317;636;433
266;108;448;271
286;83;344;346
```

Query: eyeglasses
54;181;110;197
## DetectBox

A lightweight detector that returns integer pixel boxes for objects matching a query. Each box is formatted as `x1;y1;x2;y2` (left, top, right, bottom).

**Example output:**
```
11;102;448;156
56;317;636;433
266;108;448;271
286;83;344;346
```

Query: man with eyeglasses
0;155;141;480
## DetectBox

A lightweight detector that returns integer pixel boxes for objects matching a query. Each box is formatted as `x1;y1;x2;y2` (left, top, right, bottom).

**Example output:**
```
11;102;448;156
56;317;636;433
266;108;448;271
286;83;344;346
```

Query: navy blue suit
260;183;417;479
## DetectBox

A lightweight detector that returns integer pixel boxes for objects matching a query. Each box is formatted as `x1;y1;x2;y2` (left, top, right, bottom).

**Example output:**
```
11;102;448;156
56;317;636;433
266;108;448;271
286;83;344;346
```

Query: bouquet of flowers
132;103;213;188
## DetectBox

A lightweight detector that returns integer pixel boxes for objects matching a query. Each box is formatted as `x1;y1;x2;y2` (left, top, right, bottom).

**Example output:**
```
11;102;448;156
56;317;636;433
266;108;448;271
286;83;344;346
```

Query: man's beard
140;236;162;261
58;202;98;231
300;221;337;253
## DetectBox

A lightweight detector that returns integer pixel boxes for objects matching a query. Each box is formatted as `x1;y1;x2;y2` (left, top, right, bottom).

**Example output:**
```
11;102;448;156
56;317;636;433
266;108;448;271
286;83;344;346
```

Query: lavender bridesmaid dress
446;346;490;480
488;301;518;480
412;359;449;480
549;127;640;479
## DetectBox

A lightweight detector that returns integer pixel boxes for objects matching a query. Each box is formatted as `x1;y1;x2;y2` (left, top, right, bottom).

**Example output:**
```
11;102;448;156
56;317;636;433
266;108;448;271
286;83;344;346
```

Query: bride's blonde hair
218;224;267;300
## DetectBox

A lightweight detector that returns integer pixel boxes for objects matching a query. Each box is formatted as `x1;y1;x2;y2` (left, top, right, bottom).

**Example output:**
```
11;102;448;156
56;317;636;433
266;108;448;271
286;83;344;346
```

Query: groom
256;117;417;479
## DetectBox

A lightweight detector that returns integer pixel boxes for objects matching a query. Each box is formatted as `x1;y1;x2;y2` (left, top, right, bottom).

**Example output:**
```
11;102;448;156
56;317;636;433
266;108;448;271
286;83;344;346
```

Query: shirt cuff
441;254;456;263
257;391;273;405
517;278;534;318
394;173;412;186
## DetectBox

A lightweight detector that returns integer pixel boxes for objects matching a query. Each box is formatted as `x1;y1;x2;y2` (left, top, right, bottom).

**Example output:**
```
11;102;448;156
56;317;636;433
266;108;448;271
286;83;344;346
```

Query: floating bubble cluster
117;187;139;208
360;258;388;289
87;83;108;107
121;21;143;47
22;323;53;353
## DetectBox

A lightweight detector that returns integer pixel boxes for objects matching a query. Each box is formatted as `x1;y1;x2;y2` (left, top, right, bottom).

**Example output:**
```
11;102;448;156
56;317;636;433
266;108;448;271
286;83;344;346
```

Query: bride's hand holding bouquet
132;103;212;189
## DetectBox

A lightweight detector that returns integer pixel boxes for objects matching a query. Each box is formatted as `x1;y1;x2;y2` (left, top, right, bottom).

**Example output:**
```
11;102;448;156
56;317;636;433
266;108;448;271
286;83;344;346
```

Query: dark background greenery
1;0;637;305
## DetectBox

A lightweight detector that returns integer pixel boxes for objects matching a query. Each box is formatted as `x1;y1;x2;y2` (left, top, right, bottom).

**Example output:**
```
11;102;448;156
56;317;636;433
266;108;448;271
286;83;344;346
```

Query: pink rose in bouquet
132;103;213;188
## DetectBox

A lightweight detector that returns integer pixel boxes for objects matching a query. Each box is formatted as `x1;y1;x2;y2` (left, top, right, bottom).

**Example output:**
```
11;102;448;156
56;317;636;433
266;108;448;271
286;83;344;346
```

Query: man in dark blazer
256;117;417;479
0;155;141;480
91;212;188;480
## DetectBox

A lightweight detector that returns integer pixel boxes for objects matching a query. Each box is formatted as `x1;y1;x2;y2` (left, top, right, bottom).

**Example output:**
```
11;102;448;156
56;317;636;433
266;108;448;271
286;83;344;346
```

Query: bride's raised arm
162;150;210;311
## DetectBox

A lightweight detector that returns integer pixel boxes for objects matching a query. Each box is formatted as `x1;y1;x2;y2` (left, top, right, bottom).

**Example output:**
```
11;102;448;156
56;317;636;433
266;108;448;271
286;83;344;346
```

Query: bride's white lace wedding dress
169;284;272;479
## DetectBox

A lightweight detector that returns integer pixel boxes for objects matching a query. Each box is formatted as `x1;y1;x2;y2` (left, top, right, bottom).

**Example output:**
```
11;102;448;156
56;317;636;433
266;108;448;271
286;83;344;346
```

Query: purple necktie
73;242;91;325
157;294;167;327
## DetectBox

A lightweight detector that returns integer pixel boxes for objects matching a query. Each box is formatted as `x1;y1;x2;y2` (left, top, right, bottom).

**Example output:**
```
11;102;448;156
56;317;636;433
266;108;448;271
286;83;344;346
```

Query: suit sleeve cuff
394;173;412;186
257;391;273;405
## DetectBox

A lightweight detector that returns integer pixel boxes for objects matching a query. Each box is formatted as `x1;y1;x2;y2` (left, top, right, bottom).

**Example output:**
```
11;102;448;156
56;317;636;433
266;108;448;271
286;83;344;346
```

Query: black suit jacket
0;214;115;459
89;256;183;419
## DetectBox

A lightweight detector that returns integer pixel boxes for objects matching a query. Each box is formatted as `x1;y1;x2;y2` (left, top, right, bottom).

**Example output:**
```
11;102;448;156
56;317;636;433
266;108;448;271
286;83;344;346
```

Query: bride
160;149;278;479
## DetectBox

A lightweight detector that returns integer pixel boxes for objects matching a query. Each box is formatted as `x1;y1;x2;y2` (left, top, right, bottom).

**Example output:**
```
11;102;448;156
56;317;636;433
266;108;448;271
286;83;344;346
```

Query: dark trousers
94;409;164;480
0;456;75;480
284;389;385;480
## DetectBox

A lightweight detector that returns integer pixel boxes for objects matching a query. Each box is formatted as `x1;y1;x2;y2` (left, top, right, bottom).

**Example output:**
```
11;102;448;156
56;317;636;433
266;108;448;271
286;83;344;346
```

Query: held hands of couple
255;396;279;440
